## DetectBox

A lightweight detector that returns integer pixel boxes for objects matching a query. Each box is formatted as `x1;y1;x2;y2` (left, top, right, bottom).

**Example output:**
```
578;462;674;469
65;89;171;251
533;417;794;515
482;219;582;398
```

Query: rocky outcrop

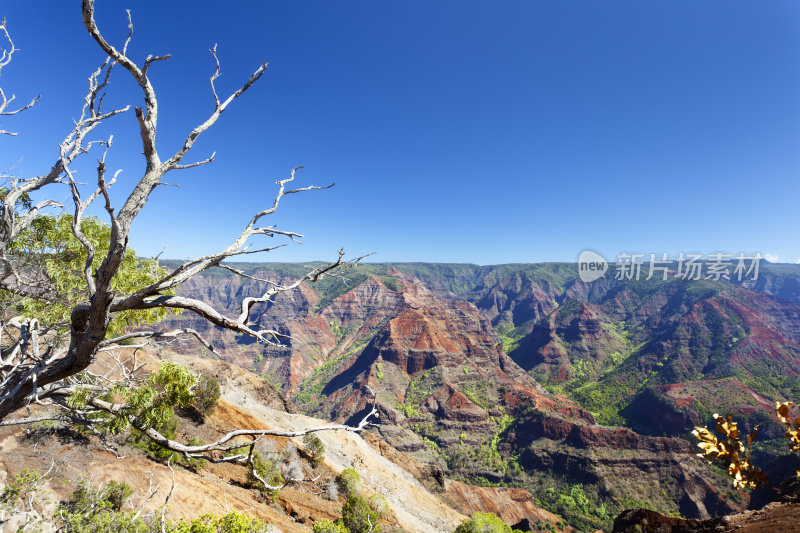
443;480;564;531
506;410;737;520
512;413;692;453
474;270;562;328
612;503;800;533
513;301;627;377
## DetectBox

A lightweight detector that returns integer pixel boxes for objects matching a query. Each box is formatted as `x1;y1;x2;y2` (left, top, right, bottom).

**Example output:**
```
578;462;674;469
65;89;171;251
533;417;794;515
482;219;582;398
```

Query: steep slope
0;345;473;533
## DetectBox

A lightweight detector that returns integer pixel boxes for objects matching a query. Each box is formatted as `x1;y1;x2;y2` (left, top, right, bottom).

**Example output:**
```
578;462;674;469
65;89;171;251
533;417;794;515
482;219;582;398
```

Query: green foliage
569;375;635;427
595;502;611;521
303;433;326;468
69;362;201;464
486;414;515;471
60;478;146;533
101;480;134;511
2;214;174;336
378;276;401;292
367;494;389;518
459;381;491;411
129;418;179;463
150;362;196;408
537;484;609;532
397;402;417;418
398;368;441;418
422;435;445;457
185;438;209;471
329;321;355;345
59;477;273;533
173;511;273;533
496;320;533;355
294;330;378;410
69;479;134;512
312;520;349;533
60;508;150;533
294;352;350;408
193;374;221;420
0;469;47;512
314;470;389;533
249;452;283;498
128;365;195;461
337;468;361;498
77;362;194;435
341;493;381;533
453;512;512;533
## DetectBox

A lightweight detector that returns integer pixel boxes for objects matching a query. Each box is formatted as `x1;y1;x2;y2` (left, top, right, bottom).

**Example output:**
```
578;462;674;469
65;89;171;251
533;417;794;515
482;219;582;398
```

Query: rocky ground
612;475;800;532
0;345;569;532
612;503;800;533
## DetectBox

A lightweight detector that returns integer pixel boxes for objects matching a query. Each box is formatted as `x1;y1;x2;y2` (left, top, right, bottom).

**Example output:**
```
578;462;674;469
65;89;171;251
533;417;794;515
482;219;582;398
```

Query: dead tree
0;1;361;427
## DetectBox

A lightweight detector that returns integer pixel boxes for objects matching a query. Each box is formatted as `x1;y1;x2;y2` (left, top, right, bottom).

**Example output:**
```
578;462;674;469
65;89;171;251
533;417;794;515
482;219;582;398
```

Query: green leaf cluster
249;452;283;499
537;484;610;532
68;362;198;465
303;433;326;468
341;493;382;533
60;479;144;533
2;214;174;337
336;468;360;498
312;520;349;533
321;469;391;533
0;469;46;513
193;374;221;420
173;512;273;533
453;512;522;533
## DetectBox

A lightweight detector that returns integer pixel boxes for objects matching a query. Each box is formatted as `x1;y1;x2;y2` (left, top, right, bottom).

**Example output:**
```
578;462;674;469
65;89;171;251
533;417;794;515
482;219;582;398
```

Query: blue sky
2;1;799;264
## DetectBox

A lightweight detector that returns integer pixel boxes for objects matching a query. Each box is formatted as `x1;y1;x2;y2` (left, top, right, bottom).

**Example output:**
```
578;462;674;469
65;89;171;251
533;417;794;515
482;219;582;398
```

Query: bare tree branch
99;328;216;354
164;45;266;171
26;353;379;495
0;17;40;137
159;459;176;533
0;0;353;453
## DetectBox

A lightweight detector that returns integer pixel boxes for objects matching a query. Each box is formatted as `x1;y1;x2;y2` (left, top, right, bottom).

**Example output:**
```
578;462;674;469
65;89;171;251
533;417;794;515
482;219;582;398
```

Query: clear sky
2;1;799;264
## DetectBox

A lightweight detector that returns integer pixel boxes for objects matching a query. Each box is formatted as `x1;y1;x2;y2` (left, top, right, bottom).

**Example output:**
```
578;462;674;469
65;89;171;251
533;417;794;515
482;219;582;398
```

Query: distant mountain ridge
151;260;800;531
